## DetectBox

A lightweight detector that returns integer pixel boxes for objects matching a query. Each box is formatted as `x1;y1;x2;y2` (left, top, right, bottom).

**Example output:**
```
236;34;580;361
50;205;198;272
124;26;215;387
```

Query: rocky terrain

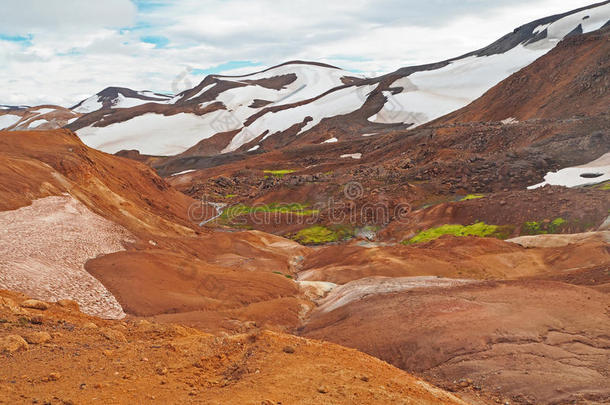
1;3;609;405
0;290;467;405
0;127;608;404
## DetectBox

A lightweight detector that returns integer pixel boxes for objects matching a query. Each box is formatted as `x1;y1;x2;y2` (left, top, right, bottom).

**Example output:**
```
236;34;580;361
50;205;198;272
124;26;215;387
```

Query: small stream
199;202;227;226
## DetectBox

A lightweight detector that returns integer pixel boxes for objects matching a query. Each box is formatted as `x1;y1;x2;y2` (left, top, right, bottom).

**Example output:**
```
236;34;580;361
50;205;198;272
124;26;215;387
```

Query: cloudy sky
0;0;600;106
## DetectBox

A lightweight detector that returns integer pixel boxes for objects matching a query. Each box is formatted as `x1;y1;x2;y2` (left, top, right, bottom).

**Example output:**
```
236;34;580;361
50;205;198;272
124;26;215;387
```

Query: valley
1;2;609;404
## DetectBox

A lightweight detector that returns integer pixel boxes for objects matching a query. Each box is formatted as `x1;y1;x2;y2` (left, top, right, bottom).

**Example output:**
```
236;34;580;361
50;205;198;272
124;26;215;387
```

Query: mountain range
1;1;608;157
1;2;609;404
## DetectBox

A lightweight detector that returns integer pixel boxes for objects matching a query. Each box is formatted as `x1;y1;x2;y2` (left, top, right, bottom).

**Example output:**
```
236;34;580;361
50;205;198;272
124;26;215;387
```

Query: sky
0;0;601;107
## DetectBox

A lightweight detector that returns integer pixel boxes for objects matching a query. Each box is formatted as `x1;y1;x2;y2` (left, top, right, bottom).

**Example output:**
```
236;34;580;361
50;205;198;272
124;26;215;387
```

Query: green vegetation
403;222;504;244
548;217;567;233
460;194;485;201
225;194;237;198
522;221;543;235
263;169;296;178
272;271;294;279
522;217;567;235
293;225;353;245
220;203;319;222
593;181;610;191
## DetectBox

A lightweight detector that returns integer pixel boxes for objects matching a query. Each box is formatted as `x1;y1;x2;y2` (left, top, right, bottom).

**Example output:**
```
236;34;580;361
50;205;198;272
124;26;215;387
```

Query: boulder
20;299;50;310
0;334;29;353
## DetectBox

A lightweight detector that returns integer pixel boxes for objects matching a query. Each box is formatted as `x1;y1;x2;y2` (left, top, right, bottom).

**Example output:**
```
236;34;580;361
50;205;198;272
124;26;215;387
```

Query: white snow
139;90;170;99
187;83;215;101
113;93;152;109
72;4;610;157
323;137;338;143
73;96;103;114
27;119;48;128
79;66;370;155
0;195;132;319
67;117;79;124
376;45;548;126
30;108;55;115
362;133;379;137
545;4;610;39
501;117;519;124
77;112;230;155
533;23;552;35
528;152;610;189
223;84;377;153
74;91;172;113
170;169;196;176
0;114;21;129
370;3;610;127
248;144;260;151
222;63;361;105
340;153;362;159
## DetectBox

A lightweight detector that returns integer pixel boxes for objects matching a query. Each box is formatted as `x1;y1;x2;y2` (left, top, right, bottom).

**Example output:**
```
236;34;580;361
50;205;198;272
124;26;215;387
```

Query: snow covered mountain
43;2;610;155
71;87;172;113
0;105;80;131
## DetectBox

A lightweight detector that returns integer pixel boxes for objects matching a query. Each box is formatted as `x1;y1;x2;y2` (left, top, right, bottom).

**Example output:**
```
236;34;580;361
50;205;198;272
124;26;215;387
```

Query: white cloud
0;0;136;34
0;0;604;106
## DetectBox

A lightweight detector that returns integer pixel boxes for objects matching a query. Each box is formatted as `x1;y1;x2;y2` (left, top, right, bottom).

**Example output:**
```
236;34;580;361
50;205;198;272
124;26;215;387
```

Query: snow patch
170;169;196;177
27;119;47;128
340;153;361;159
323;137;338;143
30;108;55;115
370;0;610;129
73;96;103;114
528;152;610;189
223;84;377;153
77;112;230;155
0;114;21;129
0;195;132;319
501;117;519;124
187;83;215;101
248;144;260;151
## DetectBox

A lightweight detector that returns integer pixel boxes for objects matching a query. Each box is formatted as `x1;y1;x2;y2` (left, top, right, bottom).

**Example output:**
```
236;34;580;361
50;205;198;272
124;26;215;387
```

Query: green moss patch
403;222;505;244
593;181;610;191
220;203;318;223
263;169;296;178
460;194;485;201
293;225;353;245
522;217;567;235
